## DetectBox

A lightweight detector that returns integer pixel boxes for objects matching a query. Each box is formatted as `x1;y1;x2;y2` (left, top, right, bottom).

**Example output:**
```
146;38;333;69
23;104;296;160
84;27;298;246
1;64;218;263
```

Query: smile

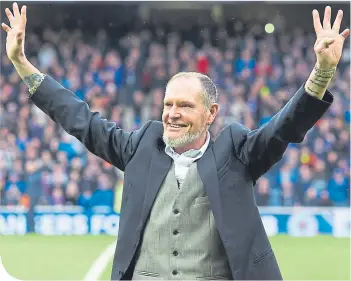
168;123;187;128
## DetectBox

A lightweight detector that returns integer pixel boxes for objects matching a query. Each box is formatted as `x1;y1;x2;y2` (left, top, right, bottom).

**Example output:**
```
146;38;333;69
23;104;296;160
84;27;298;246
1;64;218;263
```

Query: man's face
162;76;209;148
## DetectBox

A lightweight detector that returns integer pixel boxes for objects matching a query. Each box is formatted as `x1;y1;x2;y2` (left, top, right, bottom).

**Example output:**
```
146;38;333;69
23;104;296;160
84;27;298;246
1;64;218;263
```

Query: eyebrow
164;100;196;107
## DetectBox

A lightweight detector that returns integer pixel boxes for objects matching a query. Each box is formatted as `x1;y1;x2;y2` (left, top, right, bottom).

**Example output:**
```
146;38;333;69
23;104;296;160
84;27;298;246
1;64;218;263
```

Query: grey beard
163;126;207;148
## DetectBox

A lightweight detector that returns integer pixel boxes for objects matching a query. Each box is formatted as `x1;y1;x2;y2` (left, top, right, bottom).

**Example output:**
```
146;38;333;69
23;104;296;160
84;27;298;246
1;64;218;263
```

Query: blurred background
0;1;350;280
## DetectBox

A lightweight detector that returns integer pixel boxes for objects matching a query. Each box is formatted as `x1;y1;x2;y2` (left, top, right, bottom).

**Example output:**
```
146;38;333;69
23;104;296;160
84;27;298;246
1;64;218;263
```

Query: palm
1;3;27;62
313;6;350;69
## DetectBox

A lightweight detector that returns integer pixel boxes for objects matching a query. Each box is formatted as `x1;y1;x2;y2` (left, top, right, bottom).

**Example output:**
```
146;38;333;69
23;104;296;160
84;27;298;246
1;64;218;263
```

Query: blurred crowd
0;19;350;209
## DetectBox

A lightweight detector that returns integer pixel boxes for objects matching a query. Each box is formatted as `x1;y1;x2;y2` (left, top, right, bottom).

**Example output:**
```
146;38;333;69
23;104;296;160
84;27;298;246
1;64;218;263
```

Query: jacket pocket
194;196;210;205
253;248;273;265
134;270;160;278
217;159;231;179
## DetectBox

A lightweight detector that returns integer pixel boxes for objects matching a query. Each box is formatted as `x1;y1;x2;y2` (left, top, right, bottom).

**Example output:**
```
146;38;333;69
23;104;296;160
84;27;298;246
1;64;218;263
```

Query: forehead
165;76;203;101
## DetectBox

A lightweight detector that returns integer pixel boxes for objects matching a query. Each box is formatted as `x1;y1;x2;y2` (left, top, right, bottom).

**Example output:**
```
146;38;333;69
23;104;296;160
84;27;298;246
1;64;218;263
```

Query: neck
173;132;208;154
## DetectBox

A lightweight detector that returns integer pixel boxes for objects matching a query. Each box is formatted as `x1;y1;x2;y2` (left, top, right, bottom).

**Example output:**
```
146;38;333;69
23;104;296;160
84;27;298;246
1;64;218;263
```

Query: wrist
315;62;337;71
11;54;28;65
304;63;335;100
314;63;336;78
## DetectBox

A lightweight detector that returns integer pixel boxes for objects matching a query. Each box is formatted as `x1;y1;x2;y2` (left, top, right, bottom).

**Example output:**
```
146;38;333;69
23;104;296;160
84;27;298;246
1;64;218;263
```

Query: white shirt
165;132;211;188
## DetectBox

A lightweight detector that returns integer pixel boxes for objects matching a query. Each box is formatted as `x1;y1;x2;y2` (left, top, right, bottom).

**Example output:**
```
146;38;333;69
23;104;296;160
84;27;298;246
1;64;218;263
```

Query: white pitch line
83;242;117;281
0;257;22;281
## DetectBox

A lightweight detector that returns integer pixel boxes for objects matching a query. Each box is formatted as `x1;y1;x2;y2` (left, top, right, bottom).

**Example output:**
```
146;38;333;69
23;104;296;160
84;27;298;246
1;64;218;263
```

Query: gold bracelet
314;65;336;78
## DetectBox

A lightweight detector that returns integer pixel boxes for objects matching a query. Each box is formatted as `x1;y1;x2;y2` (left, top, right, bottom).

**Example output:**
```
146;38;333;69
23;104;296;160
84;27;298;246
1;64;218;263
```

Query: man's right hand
1;2;42;94
2;2;27;63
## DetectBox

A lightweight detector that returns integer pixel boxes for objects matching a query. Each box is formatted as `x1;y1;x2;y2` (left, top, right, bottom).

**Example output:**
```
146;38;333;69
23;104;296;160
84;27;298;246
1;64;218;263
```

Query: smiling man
2;3;350;280
162;73;218;188
162;73;217;153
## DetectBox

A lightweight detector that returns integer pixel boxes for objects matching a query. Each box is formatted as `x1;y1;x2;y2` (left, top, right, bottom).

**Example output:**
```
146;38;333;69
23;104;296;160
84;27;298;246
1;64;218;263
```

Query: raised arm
304;7;349;99
232;84;332;183
1;3;149;171
232;6;349;182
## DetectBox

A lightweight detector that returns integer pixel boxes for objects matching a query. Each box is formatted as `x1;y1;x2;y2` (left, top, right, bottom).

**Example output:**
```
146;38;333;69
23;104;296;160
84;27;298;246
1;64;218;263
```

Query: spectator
327;169;349;206
0;18;349;208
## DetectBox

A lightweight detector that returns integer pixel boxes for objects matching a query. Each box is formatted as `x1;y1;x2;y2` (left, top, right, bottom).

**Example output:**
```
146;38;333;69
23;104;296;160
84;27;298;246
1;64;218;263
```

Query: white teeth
169;124;183;128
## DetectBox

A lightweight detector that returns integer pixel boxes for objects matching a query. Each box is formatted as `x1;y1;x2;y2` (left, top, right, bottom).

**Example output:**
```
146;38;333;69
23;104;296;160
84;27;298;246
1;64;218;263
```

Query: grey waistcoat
132;162;232;280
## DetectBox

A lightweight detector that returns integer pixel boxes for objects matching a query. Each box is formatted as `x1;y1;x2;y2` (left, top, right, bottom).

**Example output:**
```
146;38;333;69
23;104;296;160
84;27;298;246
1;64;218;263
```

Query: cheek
193;116;206;130
162;112;168;122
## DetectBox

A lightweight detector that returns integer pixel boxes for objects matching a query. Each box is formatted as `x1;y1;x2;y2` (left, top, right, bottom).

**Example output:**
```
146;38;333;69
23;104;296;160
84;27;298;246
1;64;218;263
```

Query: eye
181;103;193;108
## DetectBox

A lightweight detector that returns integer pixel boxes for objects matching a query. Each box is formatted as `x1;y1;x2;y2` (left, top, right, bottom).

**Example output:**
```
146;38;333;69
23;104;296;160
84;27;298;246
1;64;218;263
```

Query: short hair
167;72;218;109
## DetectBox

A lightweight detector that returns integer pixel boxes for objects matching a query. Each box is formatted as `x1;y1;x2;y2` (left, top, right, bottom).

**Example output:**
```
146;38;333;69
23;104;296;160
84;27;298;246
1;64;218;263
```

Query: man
2;3;349;280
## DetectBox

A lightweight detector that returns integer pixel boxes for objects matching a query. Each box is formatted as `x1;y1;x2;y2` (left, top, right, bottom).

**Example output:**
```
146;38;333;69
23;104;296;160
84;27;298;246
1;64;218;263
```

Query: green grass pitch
0;235;349;280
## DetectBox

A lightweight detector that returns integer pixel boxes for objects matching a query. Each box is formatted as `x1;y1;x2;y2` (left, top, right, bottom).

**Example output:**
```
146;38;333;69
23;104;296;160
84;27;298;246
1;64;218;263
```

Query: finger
13;2;20;18
325;38;335;46
332;10;343;33
1;22;11;32
21;5;27;28
323;6;331;29
340;28;350;41
5;8;15;25
313;10;323;33
314;38;335;53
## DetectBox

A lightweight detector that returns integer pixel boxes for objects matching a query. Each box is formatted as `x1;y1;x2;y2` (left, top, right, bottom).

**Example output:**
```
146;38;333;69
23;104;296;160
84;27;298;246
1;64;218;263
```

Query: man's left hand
313;6;350;69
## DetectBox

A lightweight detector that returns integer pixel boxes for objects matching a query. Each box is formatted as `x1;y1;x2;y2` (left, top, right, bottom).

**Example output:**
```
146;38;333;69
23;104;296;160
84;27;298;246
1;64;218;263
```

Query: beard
163;125;207;148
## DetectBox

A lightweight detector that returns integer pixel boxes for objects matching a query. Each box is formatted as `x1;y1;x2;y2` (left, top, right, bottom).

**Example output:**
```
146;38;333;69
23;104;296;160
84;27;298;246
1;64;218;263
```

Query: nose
169;105;181;119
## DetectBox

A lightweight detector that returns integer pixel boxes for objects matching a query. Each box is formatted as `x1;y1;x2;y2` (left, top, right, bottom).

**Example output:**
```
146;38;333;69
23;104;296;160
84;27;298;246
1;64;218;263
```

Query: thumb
315;37;335;53
340;29;350;41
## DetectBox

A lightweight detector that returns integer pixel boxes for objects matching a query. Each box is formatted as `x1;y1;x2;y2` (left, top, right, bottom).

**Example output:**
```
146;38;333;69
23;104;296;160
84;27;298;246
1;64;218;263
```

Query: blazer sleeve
30;75;151;171
231;83;333;183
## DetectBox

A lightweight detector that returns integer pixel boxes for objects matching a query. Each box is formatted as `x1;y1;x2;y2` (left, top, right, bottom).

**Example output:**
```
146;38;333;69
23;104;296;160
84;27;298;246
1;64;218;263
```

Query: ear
208;103;219;125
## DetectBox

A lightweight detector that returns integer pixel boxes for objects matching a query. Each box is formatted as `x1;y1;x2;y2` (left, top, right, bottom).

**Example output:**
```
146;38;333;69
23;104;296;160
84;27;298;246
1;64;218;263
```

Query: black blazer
31;76;333;280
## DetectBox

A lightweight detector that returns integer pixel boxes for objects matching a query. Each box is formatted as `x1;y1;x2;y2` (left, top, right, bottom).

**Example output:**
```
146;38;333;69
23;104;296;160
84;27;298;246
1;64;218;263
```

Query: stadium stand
0;9;350;209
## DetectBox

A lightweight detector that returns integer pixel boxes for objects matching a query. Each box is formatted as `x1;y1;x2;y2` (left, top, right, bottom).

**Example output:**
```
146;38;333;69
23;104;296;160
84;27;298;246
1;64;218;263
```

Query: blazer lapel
197;144;224;228
141;139;172;224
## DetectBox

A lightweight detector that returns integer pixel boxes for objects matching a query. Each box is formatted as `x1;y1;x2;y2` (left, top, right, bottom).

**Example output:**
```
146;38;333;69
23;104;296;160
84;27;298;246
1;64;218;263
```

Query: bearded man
2;3;349;280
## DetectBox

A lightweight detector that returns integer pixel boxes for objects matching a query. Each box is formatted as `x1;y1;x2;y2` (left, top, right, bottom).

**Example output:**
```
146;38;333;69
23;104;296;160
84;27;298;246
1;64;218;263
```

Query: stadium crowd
0;19;350;209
